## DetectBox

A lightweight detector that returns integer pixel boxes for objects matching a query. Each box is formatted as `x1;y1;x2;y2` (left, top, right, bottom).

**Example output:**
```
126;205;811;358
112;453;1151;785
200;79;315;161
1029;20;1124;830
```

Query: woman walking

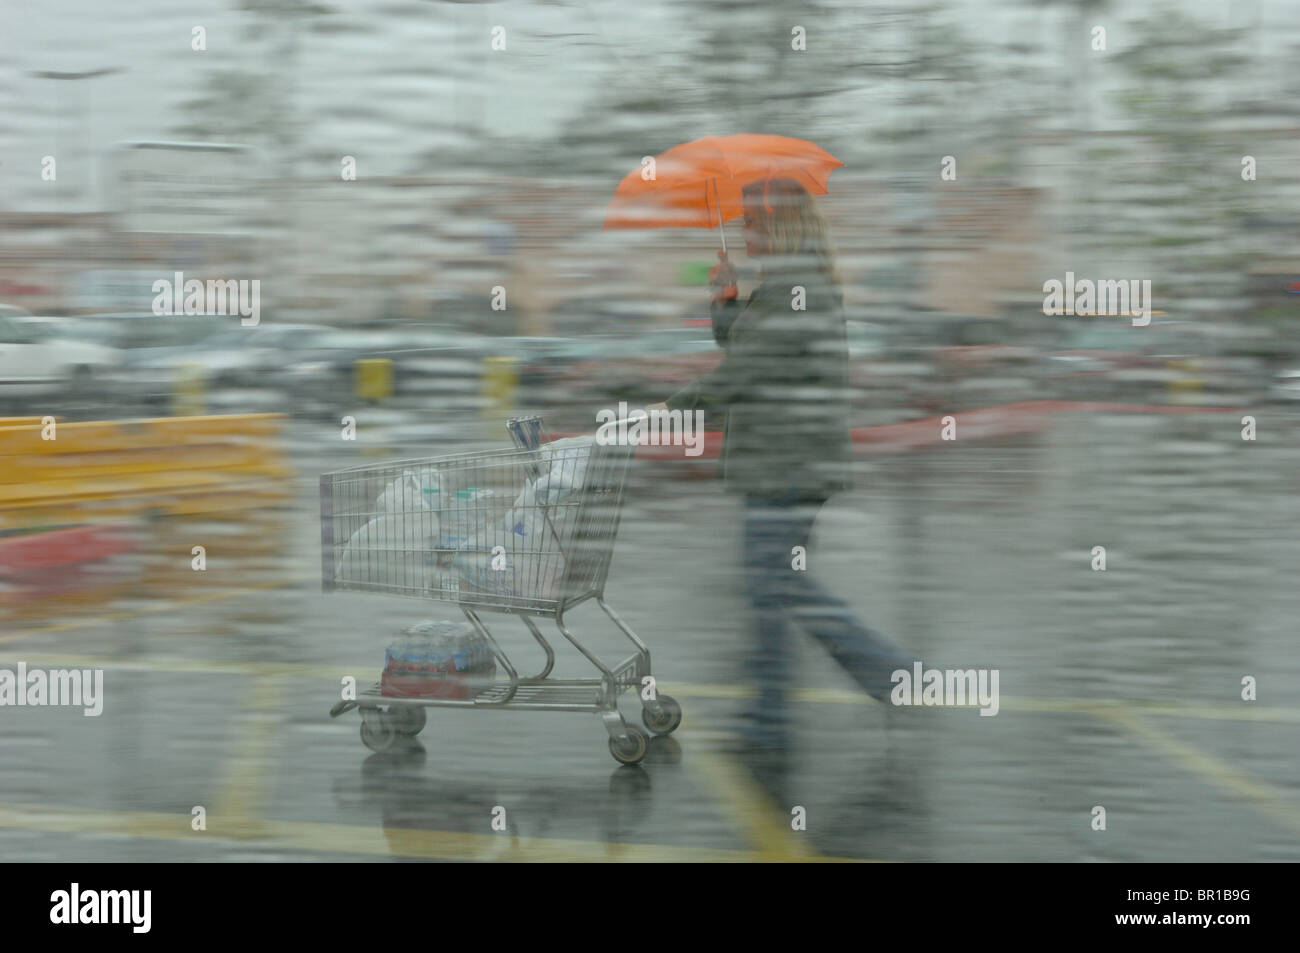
652;177;918;756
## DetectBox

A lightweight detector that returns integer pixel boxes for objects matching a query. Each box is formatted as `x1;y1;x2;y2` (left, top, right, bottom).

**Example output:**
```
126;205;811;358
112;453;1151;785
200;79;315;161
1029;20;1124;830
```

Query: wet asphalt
2;408;1298;861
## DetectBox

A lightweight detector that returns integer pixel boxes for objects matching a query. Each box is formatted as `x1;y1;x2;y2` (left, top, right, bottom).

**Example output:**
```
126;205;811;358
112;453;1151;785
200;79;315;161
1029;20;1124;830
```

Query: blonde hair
742;177;841;287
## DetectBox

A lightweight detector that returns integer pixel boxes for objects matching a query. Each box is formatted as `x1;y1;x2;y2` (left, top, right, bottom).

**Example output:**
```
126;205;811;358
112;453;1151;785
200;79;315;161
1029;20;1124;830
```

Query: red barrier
553;400;1238;462
0;524;132;572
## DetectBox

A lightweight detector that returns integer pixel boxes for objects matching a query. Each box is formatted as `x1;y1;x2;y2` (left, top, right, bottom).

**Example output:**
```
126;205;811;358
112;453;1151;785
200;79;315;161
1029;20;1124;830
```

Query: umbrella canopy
603;134;844;233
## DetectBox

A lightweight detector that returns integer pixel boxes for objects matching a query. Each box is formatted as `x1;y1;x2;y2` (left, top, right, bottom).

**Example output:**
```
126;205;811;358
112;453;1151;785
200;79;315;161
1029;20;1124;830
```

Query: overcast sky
1;0;1292;212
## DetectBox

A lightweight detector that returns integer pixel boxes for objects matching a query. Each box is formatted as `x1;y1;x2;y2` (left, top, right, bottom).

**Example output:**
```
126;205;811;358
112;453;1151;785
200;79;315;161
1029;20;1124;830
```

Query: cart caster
391;705;427;737
641;693;682;736
360;719;397;752
359;706;397;752
608;725;649;765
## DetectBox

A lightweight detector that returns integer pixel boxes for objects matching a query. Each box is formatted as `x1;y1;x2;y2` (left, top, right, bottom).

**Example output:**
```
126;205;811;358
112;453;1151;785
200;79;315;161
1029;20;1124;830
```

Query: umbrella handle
710;177;726;255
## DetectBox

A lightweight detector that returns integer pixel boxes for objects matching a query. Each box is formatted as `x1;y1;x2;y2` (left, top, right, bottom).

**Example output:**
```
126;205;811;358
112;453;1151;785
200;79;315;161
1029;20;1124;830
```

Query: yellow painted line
999;695;1300;723
0;799;859;862
211;676;283;839
1093;700;1300;724
675;728;827;862
1098;709;1300;837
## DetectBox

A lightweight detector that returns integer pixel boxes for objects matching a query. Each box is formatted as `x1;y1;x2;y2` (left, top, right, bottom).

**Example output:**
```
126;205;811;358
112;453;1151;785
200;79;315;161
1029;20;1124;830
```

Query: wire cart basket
320;416;681;764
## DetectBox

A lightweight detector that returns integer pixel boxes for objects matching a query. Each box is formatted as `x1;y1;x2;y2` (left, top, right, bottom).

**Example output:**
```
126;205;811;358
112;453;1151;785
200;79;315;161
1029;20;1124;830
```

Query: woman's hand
708;250;738;302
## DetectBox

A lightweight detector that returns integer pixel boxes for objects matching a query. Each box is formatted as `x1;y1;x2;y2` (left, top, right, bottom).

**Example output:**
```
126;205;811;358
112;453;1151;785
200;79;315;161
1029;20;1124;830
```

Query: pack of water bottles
380;619;497;699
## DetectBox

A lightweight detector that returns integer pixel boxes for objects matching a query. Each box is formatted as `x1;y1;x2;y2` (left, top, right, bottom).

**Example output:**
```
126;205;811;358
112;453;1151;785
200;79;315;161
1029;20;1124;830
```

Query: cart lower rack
319;416;681;764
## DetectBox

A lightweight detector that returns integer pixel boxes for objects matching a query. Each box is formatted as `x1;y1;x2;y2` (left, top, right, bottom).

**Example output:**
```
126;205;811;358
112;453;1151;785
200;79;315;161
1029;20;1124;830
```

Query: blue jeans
740;493;917;749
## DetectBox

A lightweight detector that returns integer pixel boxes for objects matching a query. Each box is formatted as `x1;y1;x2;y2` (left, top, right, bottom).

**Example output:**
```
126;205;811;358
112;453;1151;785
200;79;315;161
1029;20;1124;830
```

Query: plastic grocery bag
459;436;593;599
501;436;592;540
335;469;441;591
376;472;424;514
536;436;594;503
335;514;437;591
501;482;551;542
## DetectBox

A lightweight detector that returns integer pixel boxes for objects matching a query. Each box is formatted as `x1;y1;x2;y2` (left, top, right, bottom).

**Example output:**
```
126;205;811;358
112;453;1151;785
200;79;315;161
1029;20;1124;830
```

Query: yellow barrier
0;413;295;617
0;414;283;458
0;413;291;526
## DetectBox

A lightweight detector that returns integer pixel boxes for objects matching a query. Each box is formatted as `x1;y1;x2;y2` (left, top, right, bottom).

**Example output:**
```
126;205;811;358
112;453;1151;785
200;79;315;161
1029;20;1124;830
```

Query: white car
0;312;124;393
128;322;333;388
1270;368;1300;402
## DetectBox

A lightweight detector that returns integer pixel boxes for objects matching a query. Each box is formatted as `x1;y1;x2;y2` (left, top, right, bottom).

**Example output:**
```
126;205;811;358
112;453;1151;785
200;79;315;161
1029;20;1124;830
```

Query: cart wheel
391;705;427;737
641;694;682;736
609;725;649;765
360;716;397;752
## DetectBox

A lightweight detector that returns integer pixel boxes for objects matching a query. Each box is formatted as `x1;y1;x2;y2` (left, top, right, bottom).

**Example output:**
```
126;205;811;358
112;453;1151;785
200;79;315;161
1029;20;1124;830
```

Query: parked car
74;312;245;406
140;322;337;389
558;328;721;410
1269;368;1300;402
1042;319;1235;400
372;326;493;403
492;335;622;395
0;311;124;397
544;296;683;338
281;328;425;416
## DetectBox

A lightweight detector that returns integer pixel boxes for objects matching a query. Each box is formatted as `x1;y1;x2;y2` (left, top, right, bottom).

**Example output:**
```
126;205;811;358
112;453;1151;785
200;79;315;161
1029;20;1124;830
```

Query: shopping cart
319;416;681;765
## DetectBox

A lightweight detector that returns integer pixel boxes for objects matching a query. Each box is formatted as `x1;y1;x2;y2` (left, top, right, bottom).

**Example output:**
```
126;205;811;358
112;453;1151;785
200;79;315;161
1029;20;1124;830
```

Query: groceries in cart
375;466;439;512
334;468;441;593
453;436;594;600
380;619;497;700
332;436;595;601
434;486;497;552
504;435;593;536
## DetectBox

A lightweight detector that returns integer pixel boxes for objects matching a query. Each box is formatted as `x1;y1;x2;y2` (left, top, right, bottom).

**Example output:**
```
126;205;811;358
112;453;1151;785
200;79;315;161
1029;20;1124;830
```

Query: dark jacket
666;258;853;502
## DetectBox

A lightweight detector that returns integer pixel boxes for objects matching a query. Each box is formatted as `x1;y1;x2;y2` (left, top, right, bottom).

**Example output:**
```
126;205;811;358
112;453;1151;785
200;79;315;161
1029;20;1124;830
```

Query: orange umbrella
603;134;844;252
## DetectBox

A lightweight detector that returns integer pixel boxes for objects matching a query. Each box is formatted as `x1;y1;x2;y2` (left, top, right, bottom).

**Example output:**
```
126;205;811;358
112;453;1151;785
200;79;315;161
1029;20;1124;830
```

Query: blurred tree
171;0;337;317
1106;7;1259;311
